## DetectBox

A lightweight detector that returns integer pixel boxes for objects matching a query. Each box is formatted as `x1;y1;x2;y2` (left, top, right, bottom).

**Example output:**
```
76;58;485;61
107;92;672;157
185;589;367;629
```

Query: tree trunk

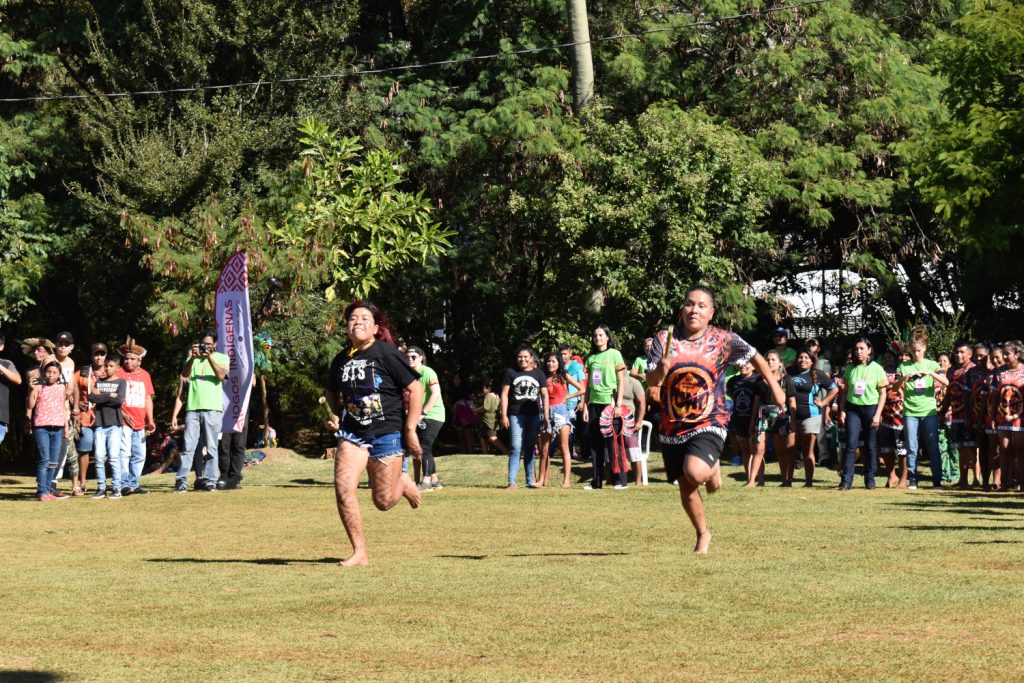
565;0;594;112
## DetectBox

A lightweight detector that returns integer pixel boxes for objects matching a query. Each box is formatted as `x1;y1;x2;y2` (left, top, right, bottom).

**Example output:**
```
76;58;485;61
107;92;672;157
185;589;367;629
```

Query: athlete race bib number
854;380;866;397
592;369;603;385
914;377;927;393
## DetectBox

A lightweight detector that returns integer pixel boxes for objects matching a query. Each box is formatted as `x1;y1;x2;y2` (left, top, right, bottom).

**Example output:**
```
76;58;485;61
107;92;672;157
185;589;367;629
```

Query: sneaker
133;487;149;495
908;483;918;490
173;481;189;493
202;483;217;492
417;481;433;492
109;491;122;499
52;490;71;500
121;487;133;496
431;480;444;490
583;484;600;490
613;484;628;490
91;490;107;500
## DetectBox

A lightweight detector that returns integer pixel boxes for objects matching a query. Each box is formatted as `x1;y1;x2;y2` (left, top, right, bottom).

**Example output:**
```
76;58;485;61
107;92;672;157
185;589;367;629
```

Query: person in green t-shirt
894;330;949;489
582;325;627;490
176;330;229;492
772;328;798;368
476;379;507;455
406;346;445;491
837;337;888;490
629;337;654;390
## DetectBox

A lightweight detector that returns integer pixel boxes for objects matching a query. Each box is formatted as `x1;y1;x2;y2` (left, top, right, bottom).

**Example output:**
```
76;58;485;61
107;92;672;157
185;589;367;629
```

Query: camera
198;342;210;354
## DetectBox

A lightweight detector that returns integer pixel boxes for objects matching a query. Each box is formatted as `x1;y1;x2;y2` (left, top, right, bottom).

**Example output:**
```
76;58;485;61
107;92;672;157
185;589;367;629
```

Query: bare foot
562;481;571;489
339;550;369;567
694;529;712;555
743;481;755;489
403;484;421;509
706;464;722;494
897;480;908;489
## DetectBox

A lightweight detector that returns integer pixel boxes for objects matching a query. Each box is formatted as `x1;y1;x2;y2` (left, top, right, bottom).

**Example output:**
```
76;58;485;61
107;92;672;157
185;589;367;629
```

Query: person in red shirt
118;338;156;495
646;287;785;554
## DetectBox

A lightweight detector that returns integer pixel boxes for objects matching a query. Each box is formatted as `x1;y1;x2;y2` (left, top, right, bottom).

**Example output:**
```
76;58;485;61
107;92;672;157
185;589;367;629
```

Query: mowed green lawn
2;450;1023;682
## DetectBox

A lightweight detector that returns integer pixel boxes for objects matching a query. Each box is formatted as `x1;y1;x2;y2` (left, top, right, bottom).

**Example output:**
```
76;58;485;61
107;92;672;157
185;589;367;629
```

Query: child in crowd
88;353;127;499
28;361;71;501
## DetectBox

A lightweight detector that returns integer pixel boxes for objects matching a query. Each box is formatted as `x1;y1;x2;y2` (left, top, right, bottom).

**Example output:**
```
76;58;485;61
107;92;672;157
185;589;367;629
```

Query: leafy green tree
906;0;1024;327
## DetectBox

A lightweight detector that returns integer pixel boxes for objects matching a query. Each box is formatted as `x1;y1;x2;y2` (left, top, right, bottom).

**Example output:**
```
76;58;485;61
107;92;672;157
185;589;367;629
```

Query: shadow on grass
963;539;1022;544
0;672;65;682
146;557;341;566
895;524;1024;532
437;552;628;560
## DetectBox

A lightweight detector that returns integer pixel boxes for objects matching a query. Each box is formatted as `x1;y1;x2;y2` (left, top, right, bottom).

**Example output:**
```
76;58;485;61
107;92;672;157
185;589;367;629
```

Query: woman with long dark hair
499;345;550;489
837;338;888;490
323;301;423;566
791;349;838;487
537;352;584;488
582;325;627;489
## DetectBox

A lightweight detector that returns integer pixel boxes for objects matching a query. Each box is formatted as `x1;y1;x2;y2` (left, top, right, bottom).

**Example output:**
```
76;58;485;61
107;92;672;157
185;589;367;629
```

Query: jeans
0;423;7;446
119;427;147;489
508;412;541;486
178;410;222;486
94;425;123;492
842;404;879;488
904;413;942;487
35;427;64;495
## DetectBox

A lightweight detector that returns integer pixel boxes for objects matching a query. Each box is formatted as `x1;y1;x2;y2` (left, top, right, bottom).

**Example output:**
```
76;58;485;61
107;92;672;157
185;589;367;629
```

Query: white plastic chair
639;420;653;486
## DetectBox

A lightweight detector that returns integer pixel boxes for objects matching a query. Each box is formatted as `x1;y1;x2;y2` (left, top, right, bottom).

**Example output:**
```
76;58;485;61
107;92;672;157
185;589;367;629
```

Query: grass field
2;450;1023;682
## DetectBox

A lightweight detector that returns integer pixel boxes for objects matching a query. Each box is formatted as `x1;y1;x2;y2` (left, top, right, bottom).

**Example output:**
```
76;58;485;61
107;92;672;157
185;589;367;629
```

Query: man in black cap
0;331;23;448
51;332;81;494
772;327;797;369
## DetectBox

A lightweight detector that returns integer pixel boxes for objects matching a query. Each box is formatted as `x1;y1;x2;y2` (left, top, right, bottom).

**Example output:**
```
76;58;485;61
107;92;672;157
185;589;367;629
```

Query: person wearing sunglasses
405;346;445;492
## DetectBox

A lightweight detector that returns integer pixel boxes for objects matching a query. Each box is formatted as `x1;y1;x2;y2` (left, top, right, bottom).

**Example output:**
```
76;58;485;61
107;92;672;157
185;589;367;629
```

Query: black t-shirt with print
325;341;420;438
727;373;766;432
501;368;546;416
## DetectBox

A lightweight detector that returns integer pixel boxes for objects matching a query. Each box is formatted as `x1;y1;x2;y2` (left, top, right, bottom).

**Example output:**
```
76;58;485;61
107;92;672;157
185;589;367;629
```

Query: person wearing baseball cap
49;331;82;495
772;327;797;369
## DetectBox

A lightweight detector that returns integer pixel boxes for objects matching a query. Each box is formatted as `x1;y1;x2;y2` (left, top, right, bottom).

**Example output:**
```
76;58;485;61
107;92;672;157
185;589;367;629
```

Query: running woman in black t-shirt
324;301;423;567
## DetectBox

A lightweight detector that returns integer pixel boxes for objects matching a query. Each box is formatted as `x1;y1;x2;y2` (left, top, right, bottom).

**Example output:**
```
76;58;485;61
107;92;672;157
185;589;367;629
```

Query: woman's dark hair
684;286;716;308
590;324;616;354
798;348;819;386
544;352;568;384
851;337;873;364
513;344;538;366
200;328;217;343
343;300;396;345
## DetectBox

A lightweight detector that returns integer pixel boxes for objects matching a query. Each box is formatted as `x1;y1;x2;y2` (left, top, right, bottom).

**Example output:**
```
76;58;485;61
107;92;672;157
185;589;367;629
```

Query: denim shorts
338;430;404;460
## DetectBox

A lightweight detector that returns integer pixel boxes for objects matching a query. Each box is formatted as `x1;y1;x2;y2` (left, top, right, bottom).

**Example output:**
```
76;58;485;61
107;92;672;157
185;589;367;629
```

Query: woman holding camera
894;329;948;489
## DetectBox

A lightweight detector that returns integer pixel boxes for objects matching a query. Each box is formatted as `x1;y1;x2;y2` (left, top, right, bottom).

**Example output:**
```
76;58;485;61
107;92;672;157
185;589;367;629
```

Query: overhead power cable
0;0;829;104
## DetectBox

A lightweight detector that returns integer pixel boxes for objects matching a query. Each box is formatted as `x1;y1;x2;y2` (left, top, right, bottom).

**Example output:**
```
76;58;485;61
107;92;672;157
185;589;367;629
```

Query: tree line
1;0;1020;452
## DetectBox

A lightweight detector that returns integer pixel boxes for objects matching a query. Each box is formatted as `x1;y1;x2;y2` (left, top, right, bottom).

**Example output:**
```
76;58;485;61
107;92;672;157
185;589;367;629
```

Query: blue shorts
76;426;95;453
549;404;572;434
338;430;404;460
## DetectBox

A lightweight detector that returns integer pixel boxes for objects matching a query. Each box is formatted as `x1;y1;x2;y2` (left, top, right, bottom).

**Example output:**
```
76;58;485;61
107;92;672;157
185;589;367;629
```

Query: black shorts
663;432;727;481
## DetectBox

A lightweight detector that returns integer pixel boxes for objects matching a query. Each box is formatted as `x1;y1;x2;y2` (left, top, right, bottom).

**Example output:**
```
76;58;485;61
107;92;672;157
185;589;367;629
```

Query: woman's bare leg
801;434;817;486
367;455;420;511
334;441;372;567
559;427;572;488
679;456;716;554
746;436;765;488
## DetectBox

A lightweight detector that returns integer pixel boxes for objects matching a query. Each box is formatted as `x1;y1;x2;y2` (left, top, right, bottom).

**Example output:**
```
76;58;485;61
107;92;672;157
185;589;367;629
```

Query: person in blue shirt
790;349;838;487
